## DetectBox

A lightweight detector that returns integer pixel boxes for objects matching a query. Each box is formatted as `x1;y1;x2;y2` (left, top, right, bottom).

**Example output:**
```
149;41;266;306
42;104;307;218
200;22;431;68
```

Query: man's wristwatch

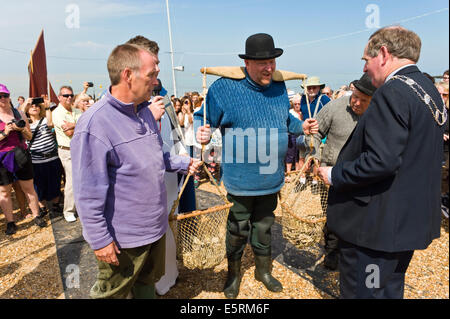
0;130;8;137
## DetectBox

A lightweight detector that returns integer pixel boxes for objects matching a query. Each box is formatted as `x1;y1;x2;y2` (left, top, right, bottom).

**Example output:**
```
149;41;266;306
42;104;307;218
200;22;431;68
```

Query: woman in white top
179;96;195;157
73;93;92;113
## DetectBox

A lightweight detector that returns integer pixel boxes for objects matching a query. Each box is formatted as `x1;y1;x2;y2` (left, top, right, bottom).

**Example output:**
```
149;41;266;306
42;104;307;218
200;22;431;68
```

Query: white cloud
0;1;163;29
69;41;109;50
0;0;164;62
82;1;163;19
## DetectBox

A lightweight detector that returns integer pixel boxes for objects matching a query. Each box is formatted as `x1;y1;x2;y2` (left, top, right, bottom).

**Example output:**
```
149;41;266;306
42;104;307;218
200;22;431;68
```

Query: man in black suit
318;26;447;299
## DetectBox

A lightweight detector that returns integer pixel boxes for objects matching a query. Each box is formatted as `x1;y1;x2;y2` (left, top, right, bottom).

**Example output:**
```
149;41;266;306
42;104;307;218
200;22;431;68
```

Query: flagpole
166;0;177;98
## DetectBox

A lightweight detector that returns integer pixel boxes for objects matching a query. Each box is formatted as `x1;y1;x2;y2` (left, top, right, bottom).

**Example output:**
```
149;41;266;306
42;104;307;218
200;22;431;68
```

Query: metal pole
166;0;177;98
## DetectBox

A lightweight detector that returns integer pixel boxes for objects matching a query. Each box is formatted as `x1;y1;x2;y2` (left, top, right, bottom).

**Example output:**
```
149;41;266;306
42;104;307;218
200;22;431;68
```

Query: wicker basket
280;157;329;249
169;162;232;269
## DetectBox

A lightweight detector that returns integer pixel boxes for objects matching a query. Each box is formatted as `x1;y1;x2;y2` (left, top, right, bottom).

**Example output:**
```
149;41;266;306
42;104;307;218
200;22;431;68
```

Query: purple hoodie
71;89;190;250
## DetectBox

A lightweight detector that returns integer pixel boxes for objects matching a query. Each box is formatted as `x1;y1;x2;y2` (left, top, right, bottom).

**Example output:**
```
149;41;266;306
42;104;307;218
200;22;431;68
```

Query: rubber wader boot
132;282;156;299
254;255;283;292
223;259;242;299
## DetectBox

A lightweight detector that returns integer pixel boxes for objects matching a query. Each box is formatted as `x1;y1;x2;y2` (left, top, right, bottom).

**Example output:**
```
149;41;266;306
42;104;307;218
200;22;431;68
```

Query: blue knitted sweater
194;70;304;196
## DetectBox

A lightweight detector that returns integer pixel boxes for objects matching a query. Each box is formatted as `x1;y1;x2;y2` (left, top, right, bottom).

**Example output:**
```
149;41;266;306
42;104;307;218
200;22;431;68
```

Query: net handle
168;68;229;220
168;162;229;221
198;68;228;201
172;202;233;221
201;67;207;162
302;78;316;153
303;79;312;120
169;170;194;221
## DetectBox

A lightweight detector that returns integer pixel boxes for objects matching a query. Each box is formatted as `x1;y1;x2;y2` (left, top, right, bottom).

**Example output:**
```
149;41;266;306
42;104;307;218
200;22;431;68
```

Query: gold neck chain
390;75;447;126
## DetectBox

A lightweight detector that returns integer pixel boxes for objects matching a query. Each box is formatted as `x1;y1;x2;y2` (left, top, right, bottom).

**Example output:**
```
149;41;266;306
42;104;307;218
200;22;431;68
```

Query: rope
302;79;315;152
168;68;229;222
284;156;320;196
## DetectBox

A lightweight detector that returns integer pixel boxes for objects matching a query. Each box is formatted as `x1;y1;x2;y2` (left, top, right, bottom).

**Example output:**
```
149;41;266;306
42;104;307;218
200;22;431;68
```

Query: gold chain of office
390;75;447;126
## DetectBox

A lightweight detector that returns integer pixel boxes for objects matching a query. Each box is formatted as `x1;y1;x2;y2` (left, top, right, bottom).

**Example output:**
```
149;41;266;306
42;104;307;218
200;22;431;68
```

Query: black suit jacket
327;65;445;252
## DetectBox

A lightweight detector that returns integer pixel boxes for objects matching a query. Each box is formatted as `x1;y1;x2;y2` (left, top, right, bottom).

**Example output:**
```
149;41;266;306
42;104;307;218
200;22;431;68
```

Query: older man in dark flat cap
305;72;377;270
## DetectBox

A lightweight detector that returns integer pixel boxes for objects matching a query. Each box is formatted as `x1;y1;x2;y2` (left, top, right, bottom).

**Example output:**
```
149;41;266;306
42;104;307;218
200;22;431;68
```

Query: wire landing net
169;162;232;269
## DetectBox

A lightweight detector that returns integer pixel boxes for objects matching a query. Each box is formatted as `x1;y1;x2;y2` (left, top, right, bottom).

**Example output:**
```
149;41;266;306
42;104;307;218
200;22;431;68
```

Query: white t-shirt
183;114;195;146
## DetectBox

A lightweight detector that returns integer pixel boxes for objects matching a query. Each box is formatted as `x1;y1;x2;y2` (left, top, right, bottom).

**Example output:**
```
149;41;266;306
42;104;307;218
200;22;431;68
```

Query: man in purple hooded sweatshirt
71;43;201;299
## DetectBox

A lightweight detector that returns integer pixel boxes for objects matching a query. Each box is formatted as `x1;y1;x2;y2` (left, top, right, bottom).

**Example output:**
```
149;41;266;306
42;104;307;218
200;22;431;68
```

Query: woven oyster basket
280;157;329;249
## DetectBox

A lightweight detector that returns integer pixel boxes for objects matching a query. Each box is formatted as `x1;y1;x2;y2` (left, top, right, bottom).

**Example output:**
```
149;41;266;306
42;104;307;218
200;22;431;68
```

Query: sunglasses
0;94;10;99
184;101;190;104
61;94;74;98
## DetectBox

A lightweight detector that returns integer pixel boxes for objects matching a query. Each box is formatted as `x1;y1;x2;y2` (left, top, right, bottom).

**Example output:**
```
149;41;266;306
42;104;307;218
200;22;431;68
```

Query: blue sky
1;0;448;101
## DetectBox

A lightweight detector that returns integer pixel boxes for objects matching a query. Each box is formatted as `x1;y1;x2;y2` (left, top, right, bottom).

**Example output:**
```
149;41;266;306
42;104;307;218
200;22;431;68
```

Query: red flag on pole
28;30;58;105
48;81;59;105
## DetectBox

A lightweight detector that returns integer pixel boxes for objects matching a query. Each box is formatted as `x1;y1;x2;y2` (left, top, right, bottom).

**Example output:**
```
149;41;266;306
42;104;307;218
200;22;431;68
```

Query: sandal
34;216;47;228
38;207;49;218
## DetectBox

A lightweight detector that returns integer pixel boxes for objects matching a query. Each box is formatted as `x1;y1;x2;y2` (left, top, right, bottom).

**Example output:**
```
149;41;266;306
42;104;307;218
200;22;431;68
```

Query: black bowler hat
238;33;283;60
354;72;377;96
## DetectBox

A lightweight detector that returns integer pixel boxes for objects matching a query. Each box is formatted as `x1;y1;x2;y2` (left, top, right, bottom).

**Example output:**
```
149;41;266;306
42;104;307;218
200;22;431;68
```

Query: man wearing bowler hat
305;72;377;270
195;33;318;298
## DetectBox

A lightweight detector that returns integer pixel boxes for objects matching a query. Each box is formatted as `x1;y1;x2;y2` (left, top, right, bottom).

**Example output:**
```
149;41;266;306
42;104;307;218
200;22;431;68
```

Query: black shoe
51;202;63;214
38;207;48;218
34;216;47;228
323;251;339;271
5;222;17;235
49;203;62;217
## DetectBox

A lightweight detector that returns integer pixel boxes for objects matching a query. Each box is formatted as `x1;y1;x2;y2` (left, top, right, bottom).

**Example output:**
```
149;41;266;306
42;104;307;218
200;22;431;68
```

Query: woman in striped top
25;97;63;217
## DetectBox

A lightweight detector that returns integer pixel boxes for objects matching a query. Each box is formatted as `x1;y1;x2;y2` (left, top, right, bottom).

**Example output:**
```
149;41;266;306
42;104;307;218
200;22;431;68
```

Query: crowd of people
0;27;448;300
0;81;98;235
